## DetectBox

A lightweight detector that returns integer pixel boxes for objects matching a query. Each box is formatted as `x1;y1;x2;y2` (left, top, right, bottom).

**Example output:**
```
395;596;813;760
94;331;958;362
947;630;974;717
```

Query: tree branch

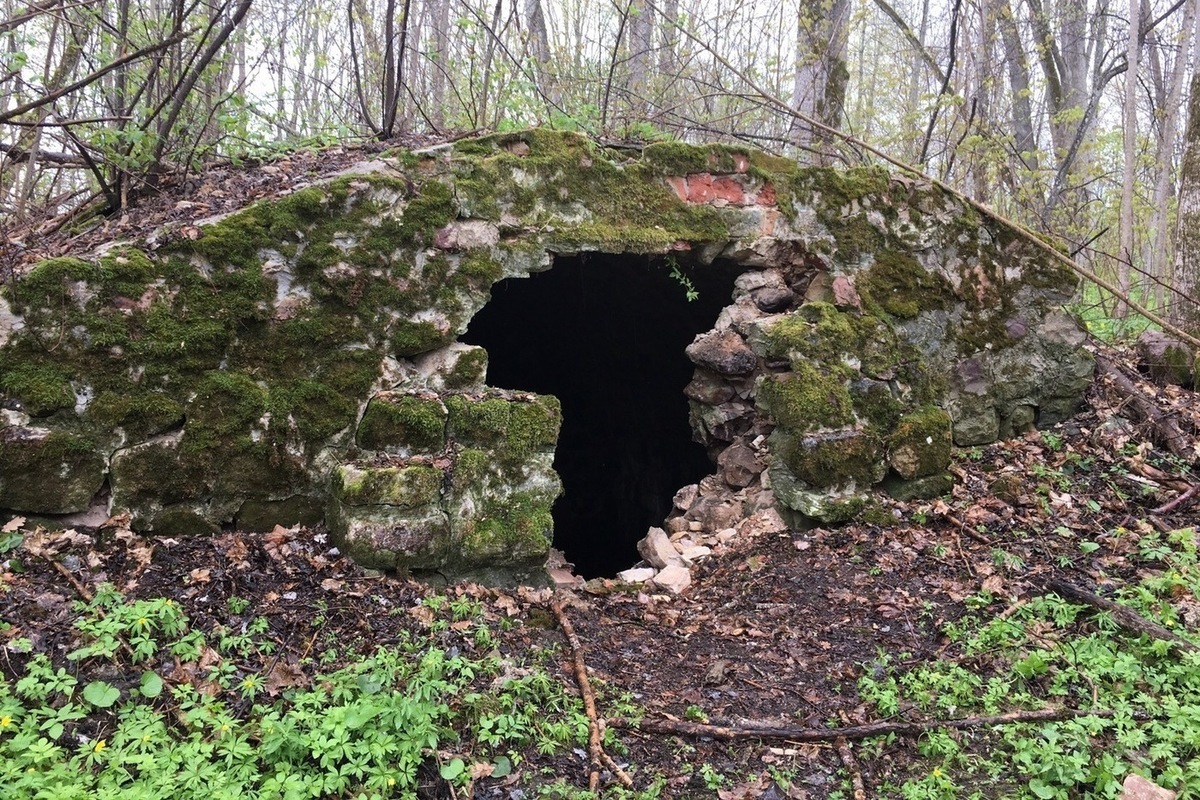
0;31;193;126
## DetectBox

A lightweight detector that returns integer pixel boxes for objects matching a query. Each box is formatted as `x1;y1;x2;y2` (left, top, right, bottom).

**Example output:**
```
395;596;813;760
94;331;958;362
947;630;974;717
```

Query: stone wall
0;130;1093;580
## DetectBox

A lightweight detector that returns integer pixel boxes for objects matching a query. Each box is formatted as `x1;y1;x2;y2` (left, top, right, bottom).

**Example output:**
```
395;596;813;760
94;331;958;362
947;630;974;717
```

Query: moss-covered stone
858;252;952;319
1;363;75;417
235;496;324;531
769;428;886;489
881;471;955;501
357;394;448;452
459;488;557;563
888;405;953;479
149;506;220;535
334;463;443;508
756;364;854;432
757;303;901;378
87;391;184;438
0;428;105;513
446;393;561;462
442;347;488;389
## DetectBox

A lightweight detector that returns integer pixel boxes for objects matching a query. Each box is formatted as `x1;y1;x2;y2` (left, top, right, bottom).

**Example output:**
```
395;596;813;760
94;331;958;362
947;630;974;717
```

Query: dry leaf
2;516;25;533
189;567;211;583
264;659;306;696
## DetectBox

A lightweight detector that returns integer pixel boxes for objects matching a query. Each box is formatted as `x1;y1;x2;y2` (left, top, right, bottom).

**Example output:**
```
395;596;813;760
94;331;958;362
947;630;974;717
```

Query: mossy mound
0;128;1092;575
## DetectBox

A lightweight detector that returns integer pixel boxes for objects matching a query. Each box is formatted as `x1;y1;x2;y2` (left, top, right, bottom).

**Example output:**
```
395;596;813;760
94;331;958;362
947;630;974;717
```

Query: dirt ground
3;366;1198;798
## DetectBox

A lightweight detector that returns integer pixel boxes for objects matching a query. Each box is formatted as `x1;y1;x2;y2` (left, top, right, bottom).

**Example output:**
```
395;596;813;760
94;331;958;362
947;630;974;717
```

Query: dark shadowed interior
461;254;742;577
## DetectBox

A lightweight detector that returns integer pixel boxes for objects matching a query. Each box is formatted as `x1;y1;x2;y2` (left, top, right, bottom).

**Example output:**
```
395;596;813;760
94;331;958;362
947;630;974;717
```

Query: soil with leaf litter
3;360;1199;798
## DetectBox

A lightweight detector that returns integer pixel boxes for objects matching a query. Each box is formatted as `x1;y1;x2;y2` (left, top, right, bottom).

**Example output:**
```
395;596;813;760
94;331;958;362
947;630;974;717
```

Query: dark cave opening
461;253;743;578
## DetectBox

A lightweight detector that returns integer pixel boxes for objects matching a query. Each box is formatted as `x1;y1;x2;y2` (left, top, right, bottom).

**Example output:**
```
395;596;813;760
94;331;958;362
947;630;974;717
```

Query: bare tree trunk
998;0;1038;173
628;0;652;119
430;0;449;129
658;0;677;78
1148;0;1199;309
525;0;555;109
1173;68;1200;334
1118;0;1142;315
790;0;851;160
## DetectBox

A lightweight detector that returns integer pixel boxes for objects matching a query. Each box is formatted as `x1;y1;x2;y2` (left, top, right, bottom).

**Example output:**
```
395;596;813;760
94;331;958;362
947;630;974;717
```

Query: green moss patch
87;391;184;438
358;394;448;452
858;252;952;319
446;393;561;462
1;363;75;417
756;364;854;432
770;428;884;489
0;429;105;514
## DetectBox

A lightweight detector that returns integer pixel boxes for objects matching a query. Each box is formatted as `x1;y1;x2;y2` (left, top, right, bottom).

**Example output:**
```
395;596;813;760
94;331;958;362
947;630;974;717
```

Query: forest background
2;0;1200;335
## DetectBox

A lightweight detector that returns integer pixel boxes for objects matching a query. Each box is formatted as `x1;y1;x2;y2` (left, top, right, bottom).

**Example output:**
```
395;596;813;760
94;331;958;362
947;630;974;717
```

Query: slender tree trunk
1148;0;1199;309
525;0;555;109
790;0;851;160
1173;68;1200;334
1118;0;1142;315
430;0;450;129
628;0;652;119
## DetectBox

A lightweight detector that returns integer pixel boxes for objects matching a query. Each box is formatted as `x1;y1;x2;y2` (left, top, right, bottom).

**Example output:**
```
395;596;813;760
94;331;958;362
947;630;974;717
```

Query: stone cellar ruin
0;130;1095;584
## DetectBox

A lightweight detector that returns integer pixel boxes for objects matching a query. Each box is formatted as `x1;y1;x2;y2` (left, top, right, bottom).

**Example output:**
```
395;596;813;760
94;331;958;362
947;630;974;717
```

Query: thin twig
612;706;1122;742
550;592;634;790
1152;484;1200;516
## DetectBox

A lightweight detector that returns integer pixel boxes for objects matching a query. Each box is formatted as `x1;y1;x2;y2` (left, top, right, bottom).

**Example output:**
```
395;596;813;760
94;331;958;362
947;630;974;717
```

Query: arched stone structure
0;131;1093;582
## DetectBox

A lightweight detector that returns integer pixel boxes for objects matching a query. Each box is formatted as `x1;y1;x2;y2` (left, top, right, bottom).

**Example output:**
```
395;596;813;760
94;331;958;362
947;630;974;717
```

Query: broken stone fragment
679;545;712;563
831;275;862;310
650;564;692;594
684;370;736;405
685;330;757;376
1122;775;1176;800
616;566;656;583
672;483;699;512
637;527;683;569
736;508;788;538
750;286;793;312
718;441;763;487
684;495;744;533
1136;330;1196;387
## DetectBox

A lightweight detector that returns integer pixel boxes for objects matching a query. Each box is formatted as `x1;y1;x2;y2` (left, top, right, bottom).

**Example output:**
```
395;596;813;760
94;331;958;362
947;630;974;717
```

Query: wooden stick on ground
836;736;867;800
549;592;634;790
612;706;1119;742
1152;484;1200;516
1096;354;1195;461
1046;579;1198;654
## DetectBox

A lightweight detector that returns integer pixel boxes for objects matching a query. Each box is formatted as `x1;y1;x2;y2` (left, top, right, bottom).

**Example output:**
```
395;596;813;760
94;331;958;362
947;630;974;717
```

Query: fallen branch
1097;354;1195;460
1046;579;1198;654
611;706;1119;742
550;592;633;790
835;736;867;800
1153;484;1200;516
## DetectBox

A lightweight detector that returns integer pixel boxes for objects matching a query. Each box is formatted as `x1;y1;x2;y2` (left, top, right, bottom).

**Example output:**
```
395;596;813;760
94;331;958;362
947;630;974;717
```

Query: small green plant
859;529;1200;798
699;762;726;790
0;584;596;799
667;257;699;302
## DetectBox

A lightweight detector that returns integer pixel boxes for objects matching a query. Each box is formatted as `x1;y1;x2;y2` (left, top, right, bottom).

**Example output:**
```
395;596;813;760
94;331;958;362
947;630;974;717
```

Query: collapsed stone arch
0;130;1094;583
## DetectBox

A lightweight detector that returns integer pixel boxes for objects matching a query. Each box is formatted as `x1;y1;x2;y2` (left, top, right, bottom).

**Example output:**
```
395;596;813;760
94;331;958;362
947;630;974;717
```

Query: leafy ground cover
1;349;1199;799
